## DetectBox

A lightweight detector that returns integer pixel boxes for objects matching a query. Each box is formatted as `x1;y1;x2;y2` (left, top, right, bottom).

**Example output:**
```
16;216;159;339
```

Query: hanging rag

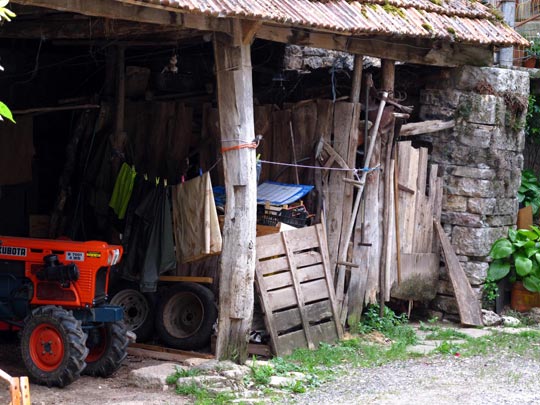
119;178;176;292
171;172;222;263
109;162;137;220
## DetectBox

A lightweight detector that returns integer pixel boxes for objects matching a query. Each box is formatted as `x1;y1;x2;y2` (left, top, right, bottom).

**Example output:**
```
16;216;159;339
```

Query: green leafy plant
526;36;540;58
526;95;540;141
518;170;540;216
166;366;201;385
487;227;540;292
482;277;499;309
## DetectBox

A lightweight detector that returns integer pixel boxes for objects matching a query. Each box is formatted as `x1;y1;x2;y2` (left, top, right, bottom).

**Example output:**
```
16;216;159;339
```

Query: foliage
0;0;14;123
526;95;540;142
526;34;540;58
425;328;468;341
434;340;460;355
487;227;540;292
356;305;407;334
518;170;540;216
175;383;234;405
482;278;499;309
249;361;274;385
165;366;201;385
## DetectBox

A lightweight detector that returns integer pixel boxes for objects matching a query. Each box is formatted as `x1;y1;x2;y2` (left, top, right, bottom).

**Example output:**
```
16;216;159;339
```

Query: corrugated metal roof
134;0;528;46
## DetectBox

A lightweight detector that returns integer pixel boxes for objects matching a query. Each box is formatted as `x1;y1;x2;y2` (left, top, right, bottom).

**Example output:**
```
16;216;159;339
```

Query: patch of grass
425;328;468;341
166;366;201;385
175;382;234;405
434;341;461;355
250;362;274;386
458;330;540;357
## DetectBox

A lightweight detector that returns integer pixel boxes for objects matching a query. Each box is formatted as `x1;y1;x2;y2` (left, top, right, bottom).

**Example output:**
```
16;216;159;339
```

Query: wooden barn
0;0;529;367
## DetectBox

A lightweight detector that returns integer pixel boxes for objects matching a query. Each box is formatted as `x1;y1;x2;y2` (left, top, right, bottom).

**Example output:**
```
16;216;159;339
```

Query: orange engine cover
0;236;122;308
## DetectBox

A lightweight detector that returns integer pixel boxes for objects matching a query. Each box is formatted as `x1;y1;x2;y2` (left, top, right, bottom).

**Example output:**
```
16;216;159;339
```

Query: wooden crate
255;224;343;356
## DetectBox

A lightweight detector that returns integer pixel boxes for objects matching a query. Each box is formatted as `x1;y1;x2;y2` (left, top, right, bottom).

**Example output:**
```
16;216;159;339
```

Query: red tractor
0;236;128;387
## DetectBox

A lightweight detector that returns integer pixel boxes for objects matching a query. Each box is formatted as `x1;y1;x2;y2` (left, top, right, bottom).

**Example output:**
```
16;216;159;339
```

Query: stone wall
419;66;529;319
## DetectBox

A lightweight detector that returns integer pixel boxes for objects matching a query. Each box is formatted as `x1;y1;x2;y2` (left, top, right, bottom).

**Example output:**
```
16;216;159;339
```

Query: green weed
425;328;468;341
166;366;201;385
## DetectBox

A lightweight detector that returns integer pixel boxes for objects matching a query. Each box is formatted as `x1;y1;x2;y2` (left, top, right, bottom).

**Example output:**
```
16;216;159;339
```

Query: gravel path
292;353;540;405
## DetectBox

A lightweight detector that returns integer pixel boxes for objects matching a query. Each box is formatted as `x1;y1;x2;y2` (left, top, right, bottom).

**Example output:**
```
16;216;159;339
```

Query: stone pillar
419;66;529;319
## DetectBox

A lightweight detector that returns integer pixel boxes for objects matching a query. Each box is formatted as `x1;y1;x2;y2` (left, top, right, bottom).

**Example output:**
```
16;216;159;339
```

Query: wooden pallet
255;224;343;356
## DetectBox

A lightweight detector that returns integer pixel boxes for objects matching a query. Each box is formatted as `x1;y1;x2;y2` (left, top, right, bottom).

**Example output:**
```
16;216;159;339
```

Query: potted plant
517;169;540;228
524;38;540;68
487;227;540;311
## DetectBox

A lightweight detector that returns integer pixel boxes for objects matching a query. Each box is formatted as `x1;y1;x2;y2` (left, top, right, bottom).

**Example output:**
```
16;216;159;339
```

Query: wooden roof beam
256;24;493;67
0;16;201;39
11;0;232;34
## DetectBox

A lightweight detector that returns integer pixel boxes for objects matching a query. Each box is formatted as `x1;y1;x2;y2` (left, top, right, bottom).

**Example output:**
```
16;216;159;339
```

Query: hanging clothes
109;162;137;220
120;178;176;292
171;172;222;263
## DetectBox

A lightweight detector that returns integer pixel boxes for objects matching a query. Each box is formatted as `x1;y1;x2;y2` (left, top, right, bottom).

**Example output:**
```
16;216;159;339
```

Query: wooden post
350;56;363;103
213;20;257;364
379;59;395;317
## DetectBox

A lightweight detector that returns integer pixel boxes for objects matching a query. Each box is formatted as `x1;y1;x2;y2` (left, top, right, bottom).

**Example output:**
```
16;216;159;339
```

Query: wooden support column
379;59;395;316
350;56;363;103
213;20;257;364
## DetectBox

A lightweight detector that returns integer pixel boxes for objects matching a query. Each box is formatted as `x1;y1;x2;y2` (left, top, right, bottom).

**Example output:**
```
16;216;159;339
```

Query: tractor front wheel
83;320;129;377
21;305;88;387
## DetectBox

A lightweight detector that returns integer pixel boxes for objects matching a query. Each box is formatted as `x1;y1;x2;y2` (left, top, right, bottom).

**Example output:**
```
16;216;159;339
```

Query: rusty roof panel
133;0;529;46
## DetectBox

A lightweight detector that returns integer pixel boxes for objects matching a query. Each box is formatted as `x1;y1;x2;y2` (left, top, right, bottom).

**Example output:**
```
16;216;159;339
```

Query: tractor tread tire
109;285;155;342
155;283;217;351
21;305;88;388
84;321;129;377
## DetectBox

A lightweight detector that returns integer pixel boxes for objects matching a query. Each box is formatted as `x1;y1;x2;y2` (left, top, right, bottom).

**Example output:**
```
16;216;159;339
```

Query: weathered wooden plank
12;0;232;32
273;300;333;333
263;264;326;291
432;177;444;254
258;251;322;276
282;232;315;349
256;25;493;68
399;120;455;137
257;225;320;259
399;143;418;254
434;221;483;326
335;102;362;310
276;322;339;356
325;102;355;275
271;109;293;182
213;23;257;363
267;278;330;312
416;147;429;196
363;132;382;304
390;253;439;301
316;224;344;339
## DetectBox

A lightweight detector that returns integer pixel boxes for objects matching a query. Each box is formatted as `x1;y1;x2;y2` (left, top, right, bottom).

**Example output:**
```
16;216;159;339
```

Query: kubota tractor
0;236;129;387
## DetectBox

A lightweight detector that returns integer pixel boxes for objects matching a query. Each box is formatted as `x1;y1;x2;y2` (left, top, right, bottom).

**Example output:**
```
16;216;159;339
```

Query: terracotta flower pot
510;281;540;312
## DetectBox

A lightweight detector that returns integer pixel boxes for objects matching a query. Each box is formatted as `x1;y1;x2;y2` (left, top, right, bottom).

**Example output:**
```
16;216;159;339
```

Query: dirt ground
0;332;189;405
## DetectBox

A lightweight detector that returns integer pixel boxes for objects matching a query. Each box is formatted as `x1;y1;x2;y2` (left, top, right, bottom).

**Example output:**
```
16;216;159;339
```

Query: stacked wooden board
390;141;443;301
255;224;343;356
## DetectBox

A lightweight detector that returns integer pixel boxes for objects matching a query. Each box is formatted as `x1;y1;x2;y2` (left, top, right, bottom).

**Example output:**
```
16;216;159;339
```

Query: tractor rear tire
21;305;88;387
155;283;217;350
83;320;129;377
109;284;155;342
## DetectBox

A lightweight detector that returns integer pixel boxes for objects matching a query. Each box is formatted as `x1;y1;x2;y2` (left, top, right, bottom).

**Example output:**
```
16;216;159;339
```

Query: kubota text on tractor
0;236;128;387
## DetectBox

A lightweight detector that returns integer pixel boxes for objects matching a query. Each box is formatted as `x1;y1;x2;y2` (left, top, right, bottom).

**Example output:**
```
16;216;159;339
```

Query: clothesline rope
258;159;381;175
